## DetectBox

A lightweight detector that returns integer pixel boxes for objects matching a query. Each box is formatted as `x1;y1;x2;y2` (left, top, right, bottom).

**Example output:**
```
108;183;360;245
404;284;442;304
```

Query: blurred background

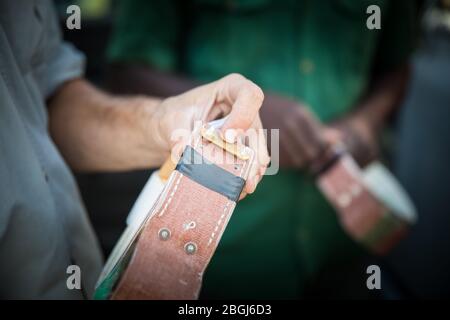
54;0;450;299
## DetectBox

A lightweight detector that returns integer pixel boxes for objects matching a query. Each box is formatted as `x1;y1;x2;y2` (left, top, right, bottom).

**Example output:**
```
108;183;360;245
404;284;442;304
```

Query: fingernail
224;129;237;143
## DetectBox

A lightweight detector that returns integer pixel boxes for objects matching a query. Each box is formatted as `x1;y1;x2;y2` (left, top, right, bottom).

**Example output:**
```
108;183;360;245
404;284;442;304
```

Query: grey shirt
0;0;103;299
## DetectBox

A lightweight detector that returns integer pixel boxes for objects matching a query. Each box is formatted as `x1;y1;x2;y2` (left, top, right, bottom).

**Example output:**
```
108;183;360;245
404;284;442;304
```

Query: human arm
48;73;269;194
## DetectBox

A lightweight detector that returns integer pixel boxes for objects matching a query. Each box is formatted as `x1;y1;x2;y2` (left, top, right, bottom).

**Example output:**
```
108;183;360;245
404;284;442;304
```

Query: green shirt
108;0;416;298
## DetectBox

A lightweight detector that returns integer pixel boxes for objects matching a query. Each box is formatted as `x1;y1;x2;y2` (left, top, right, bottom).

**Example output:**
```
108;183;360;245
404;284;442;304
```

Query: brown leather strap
317;154;409;255
111;133;253;299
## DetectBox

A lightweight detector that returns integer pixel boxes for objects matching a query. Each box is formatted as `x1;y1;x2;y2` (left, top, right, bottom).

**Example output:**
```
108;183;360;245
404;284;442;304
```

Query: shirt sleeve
374;0;419;72
40;2;85;99
107;0;181;71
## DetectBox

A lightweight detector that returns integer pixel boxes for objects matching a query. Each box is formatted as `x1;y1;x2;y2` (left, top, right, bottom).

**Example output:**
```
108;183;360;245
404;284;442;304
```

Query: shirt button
299;59;315;75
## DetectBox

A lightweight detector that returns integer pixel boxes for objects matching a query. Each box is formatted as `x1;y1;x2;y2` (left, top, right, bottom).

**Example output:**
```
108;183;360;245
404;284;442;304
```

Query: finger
169;137;188;165
280;126;309;167
244;120;269;194
284;107;327;161
255;119;270;174
244;174;262;196
218;74;264;141
244;133;260;194
282;115;313;166
239;190;248;201
323;128;344;146
206;103;226;122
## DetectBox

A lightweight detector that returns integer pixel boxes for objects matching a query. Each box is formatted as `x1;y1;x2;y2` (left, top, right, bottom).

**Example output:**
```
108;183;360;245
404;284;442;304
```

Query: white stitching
207;202;230;246
158;173;182;217
179;279;188;286
206;158;247;246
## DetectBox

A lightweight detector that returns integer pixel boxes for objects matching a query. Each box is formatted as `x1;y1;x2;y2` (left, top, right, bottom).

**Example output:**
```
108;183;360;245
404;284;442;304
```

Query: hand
260;94;328;169
325;113;379;167
149;73;270;195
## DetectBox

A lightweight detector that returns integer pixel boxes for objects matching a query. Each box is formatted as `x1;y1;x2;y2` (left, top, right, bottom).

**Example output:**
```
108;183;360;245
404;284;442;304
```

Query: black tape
175;146;246;202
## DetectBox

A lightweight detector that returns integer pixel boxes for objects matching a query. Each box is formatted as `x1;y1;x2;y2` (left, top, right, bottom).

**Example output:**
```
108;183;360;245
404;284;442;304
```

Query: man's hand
260;94;378;171
325;113;379;167
49;74;269;195
148;73;270;194
260;93;378;170
260;94;328;169
324;64;410;167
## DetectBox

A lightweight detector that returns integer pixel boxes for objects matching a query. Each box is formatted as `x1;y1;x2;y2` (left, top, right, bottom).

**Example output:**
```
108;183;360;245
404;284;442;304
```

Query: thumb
218;75;264;142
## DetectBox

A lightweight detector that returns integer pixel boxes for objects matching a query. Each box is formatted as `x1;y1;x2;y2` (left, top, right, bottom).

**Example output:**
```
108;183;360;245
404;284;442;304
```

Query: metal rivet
184;242;197;255
158;228;171;241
